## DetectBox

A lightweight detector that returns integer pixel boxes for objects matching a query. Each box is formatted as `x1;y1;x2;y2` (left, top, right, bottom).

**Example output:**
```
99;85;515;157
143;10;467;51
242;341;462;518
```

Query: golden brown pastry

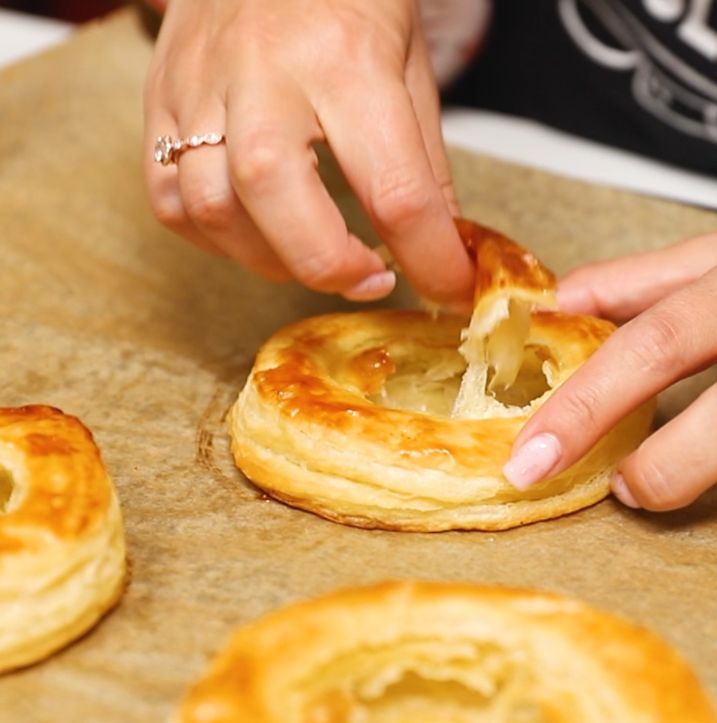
176;581;716;723
228;220;654;531
0;405;126;673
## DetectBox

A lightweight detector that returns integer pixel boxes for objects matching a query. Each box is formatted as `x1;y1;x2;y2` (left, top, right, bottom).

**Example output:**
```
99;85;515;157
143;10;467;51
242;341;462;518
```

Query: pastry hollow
228;221;654;531
176;581;717;723
0;405;126;673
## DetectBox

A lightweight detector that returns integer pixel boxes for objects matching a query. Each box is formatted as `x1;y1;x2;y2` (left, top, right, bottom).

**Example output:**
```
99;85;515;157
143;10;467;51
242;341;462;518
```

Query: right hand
143;0;474;304
504;232;717;511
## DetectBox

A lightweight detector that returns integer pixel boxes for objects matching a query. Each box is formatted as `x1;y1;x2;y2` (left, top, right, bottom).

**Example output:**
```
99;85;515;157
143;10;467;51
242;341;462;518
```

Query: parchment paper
0;10;715;721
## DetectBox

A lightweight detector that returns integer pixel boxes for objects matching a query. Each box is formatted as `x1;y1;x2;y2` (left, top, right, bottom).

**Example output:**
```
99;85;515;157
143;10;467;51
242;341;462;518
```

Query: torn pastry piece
228;220;654;530
453;220;558;416
0;405;126;673
176;581;717;723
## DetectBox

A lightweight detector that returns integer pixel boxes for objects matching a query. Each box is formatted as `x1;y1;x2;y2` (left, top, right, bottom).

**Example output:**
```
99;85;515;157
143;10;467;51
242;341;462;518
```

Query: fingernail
503;433;562;490
343;271;396;301
611;474;641;509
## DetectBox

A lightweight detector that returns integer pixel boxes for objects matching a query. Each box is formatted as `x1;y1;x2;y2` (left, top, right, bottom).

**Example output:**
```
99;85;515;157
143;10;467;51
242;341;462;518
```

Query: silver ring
153;132;225;166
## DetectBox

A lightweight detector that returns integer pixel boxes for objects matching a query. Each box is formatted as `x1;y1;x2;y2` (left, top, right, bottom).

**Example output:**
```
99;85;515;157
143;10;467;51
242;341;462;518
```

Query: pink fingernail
611;474;641;509
343;271;396;301
503;433;562;490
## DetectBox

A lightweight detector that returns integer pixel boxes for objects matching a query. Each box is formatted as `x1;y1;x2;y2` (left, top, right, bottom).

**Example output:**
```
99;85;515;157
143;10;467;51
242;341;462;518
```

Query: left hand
143;0;474;305
502;232;717;511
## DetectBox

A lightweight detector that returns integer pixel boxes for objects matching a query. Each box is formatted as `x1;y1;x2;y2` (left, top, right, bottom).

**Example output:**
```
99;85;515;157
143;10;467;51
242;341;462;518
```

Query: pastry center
369;345;550;419
306;674;550;723
301;640;556;723
370;353;464;417
452;298;554;419
488;346;551;408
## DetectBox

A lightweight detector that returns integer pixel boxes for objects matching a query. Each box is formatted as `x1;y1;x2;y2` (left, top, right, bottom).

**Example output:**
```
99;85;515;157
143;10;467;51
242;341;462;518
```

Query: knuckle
310;9;373;69
231;132;283;189
149;193;184;230
629;457;683;511
314;18;353;65
555;384;603;438
369;168;433;229
292;249;349;291
626;311;686;376
184;188;234;230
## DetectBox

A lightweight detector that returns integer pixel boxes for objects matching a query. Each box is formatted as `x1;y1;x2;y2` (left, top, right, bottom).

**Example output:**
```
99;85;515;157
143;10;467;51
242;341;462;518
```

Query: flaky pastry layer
177;581;716;723
0;405;126;673
229;309;653;530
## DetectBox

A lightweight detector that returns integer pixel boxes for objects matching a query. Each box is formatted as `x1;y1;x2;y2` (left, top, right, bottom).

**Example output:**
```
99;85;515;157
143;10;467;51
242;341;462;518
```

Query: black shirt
445;0;717;176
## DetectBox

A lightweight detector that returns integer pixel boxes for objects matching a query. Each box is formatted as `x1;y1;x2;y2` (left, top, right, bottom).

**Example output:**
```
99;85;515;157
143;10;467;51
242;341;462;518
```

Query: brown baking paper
0;10;715;721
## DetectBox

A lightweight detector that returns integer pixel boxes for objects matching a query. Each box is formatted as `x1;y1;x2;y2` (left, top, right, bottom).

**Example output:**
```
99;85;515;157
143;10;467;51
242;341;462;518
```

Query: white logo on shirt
559;0;717;142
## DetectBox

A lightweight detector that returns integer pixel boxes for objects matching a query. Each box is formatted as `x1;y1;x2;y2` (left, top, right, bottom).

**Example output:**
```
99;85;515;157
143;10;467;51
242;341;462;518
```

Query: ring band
153;132;225;166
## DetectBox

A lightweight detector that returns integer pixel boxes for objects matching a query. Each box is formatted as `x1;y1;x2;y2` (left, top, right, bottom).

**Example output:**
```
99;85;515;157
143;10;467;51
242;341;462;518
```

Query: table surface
1;7;715;210
0;11;716;721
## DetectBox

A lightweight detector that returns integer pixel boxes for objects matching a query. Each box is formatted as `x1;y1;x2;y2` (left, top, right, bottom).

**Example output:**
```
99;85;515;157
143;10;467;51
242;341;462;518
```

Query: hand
502;232;717;511
143;0;474;304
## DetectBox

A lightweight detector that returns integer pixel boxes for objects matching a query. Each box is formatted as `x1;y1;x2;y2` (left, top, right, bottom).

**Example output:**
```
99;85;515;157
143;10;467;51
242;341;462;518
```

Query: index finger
503;268;717;489
318;78;474;304
557;232;717;322
225;76;391;297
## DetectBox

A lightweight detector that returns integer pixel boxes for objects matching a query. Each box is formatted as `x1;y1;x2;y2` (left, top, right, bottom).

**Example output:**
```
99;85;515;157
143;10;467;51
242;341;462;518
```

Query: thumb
557;233;717;323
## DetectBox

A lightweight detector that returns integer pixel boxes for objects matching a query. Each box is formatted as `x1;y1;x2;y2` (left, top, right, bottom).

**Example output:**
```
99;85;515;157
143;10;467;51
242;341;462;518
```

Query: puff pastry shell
177;581;716;723
0;405;126;673
229;221;654;530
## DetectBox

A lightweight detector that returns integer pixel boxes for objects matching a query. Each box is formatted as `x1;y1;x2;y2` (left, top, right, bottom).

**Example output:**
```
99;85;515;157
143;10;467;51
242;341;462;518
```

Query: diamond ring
153;132;225;166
